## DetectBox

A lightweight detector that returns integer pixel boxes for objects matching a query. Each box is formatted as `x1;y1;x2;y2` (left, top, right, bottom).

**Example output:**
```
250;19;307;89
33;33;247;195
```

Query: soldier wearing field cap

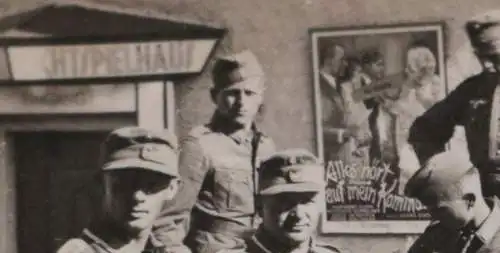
228;149;339;253
405;151;500;253
57;127;181;253
408;10;500;198
153;50;276;253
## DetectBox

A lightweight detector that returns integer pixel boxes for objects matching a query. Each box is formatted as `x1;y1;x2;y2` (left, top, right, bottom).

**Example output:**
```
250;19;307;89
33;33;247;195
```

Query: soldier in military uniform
405;151;500;253
237;149;340;253
153;50;276;253
408;11;500;198
57;127;181;253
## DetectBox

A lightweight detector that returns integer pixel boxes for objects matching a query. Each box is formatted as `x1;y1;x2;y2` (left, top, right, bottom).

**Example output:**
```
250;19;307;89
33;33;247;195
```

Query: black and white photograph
310;23;446;233
0;1;500;253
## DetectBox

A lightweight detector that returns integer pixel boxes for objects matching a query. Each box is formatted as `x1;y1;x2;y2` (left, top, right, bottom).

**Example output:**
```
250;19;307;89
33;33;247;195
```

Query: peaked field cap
259;148;325;195
404;150;474;199
466;10;500;53
100;126;179;177
211;50;265;91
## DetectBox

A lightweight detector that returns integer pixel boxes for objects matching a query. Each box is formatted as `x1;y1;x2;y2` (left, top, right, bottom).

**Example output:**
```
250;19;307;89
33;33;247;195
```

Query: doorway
13;131;108;253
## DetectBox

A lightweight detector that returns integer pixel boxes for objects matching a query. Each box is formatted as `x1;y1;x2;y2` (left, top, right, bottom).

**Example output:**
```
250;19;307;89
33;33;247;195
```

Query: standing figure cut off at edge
408;10;500;198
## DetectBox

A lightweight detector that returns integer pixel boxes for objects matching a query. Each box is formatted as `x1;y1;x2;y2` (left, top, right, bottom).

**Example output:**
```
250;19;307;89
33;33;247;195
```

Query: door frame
0;115;135;253
0;80;175;253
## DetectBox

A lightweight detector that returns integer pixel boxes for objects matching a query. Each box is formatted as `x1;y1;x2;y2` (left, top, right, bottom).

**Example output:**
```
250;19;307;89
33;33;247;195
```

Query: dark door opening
13;131;108;253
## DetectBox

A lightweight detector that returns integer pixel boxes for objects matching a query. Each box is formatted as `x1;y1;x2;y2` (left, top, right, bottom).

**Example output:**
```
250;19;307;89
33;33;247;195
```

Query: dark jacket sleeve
153;133;211;247
407;223;457;253
408;79;472;164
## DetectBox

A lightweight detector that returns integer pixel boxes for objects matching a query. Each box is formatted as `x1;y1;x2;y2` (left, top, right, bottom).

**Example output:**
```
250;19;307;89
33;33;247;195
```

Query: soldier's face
426;198;473;231
102;170;178;234
214;83;264;127
261;192;321;244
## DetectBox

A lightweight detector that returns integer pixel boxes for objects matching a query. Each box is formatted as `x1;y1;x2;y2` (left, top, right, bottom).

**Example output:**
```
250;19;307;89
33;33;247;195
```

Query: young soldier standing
154;50;276;253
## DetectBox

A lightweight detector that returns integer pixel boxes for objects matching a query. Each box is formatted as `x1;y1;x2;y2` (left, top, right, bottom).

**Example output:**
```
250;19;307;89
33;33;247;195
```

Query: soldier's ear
210;88;219;103
165;178;180;200
256;196;264;217
463;193;476;209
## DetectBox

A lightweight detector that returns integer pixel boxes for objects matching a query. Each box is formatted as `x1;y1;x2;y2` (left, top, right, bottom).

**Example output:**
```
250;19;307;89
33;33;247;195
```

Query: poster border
309;22;447;234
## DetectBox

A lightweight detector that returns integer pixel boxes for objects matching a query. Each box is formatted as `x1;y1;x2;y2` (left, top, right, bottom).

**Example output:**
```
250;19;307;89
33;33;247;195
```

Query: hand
352;148;365;157
343;125;361;141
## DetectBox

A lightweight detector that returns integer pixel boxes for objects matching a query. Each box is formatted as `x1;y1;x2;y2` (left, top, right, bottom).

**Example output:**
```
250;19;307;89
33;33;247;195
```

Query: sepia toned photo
310;23;447;233
2;1;500;253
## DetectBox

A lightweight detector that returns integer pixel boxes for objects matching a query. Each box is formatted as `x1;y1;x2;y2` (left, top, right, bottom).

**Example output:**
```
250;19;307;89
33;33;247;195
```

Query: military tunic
408;197;500;253
153;114;276;253
57;228;167;253
239;229;340;253
408;72;500;196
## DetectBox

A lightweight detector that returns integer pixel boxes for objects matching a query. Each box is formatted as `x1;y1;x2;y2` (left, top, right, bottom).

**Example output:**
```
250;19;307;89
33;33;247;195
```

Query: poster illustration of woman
311;23;447;234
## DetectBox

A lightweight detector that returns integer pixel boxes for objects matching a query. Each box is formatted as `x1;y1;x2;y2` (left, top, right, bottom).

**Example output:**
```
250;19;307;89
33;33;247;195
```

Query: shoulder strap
251;131;262;228
251;131;262;170
81;229;114;253
56;238;94;253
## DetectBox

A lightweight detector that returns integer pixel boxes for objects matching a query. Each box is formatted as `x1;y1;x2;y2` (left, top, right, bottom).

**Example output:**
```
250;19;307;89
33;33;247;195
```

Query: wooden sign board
2;39;217;83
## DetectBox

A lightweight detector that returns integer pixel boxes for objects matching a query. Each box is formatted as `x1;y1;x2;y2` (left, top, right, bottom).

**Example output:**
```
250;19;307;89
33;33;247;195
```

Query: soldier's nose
133;190;147;202
290;204;308;219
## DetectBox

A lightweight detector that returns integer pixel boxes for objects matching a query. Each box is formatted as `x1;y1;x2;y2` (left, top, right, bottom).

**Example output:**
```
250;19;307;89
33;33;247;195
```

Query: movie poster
310;23;447;233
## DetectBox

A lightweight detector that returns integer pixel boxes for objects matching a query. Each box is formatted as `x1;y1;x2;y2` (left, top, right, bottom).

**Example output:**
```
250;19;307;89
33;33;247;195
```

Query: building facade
0;0;495;252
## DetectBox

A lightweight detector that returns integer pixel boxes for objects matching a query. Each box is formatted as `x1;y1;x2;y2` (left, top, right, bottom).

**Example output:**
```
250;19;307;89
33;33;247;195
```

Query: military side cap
466;10;500;54
100;126;179;177
211;50;265;91
259;148;325;195
404;150;474;201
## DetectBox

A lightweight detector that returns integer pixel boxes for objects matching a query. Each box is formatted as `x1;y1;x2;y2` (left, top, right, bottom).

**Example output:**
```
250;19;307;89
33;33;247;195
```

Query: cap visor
259;183;324;195
102;158;179;177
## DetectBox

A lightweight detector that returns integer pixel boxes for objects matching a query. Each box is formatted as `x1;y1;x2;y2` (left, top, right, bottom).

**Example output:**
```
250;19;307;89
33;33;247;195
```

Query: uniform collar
475;197;500;244
251;228;315;253
82;227;164;253
83;228;115;253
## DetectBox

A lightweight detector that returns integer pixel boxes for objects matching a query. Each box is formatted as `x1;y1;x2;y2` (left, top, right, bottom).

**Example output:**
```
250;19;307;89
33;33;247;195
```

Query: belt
191;209;254;237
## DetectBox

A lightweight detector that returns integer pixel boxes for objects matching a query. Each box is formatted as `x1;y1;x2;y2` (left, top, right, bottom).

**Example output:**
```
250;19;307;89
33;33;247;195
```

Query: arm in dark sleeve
363;98;378;109
153;135;210;247
408;80;471;164
407;223;456;253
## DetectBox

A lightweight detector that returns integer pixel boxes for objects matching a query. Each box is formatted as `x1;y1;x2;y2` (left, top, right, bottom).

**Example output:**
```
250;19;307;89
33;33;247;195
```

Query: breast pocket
213;168;254;212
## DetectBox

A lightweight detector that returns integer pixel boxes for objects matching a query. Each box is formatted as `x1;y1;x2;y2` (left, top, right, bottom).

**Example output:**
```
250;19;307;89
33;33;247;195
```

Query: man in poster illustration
359;50;396;166
323;48;433;221
153;50;276;253
408;12;500;198
337;56;373;167
319;42;353;164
